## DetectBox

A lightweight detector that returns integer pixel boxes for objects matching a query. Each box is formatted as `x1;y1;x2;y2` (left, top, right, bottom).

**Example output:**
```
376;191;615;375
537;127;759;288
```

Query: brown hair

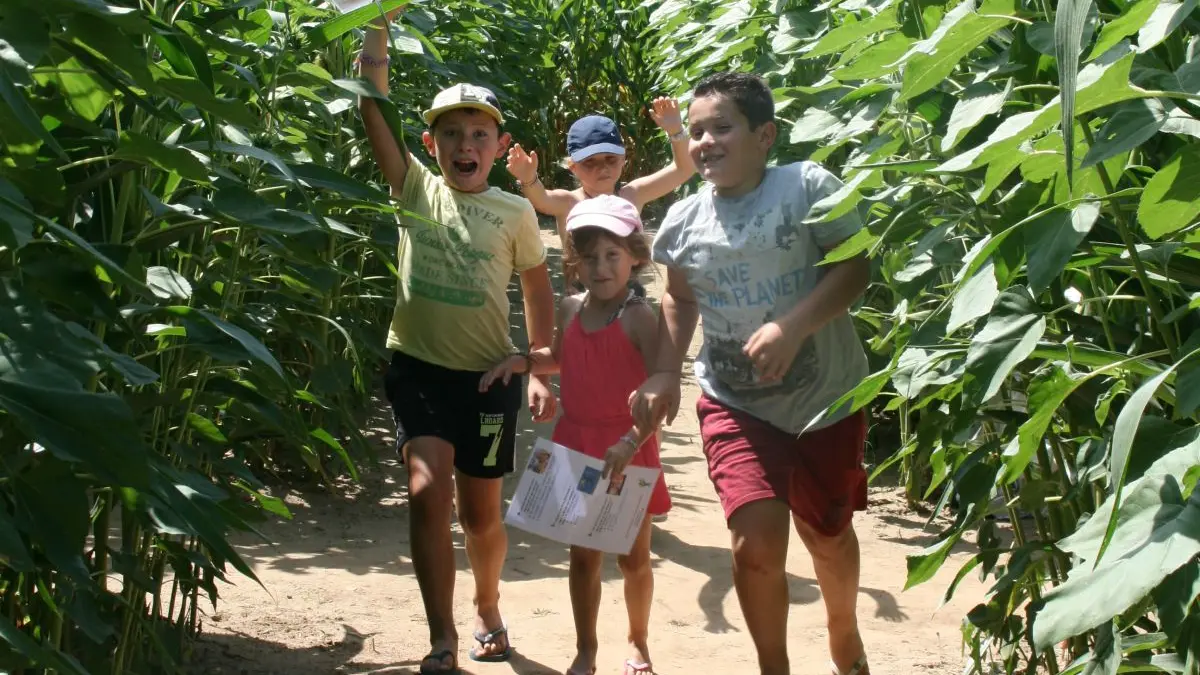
562;227;652;290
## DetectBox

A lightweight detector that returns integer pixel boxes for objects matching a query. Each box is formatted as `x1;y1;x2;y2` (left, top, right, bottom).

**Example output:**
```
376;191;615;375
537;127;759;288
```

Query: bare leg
729;500;792;675
455;472;510;659
794;516;868;675
567;545;603;674
617;515;655;671
405;438;459;672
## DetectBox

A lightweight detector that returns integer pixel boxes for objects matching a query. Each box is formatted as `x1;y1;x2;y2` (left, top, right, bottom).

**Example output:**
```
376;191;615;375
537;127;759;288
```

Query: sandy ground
190;229;984;674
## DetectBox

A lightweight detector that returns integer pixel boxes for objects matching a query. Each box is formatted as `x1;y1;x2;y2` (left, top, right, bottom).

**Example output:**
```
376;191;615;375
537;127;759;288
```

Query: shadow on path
192;622;563;674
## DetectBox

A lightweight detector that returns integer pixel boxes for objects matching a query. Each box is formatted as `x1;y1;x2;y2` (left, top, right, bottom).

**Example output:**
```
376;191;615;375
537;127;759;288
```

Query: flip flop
468;625;513;663
419;648;459;674
832;654;868;675
624;659;654;674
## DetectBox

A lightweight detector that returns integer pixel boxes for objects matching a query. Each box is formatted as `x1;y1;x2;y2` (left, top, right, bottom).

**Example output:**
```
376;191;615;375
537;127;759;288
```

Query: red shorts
697;395;868;536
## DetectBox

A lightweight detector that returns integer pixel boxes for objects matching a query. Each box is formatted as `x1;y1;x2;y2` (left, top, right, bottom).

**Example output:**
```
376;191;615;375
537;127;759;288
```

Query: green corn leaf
1088;0;1158;60
0;8;49;85
964;287;1047;403
898;0;1019;102
804;4;901;60
0;509;34;573
0;369;152;489
1137;0;1198;53
0;178;32;248
942;80;1011;152
0;68;66;160
1055;0;1094;188
1138;144;1200;239
114;132;210;183
0;612;89;675
1025;199;1100;294
905;531;963;590
12;459;92;585
1080;99;1168;169
1098;347;1200;565
947;259;999;334
162;306;286;380
1033;473;1200;650
306;0;412;46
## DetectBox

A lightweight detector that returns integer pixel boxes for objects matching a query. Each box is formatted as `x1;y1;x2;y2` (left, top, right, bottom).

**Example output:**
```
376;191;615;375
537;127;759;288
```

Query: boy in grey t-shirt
630;72;872;675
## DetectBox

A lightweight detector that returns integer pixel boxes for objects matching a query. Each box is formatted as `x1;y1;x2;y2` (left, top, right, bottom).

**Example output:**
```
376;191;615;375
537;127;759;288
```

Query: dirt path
192;230;983;674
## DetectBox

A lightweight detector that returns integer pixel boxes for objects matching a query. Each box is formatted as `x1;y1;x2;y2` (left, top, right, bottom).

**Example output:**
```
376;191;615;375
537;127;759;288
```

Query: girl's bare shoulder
619;298;658;341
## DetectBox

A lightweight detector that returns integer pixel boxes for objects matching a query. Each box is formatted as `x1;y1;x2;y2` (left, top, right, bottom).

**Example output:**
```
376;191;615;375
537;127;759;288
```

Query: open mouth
452;160;479;175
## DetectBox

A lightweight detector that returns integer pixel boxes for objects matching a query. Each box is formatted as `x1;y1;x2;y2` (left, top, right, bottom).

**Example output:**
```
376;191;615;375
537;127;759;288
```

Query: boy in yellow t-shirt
357;9;555;675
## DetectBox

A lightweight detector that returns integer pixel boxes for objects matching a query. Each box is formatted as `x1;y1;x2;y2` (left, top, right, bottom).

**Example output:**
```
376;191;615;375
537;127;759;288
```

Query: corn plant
0;0;680;671
647;0;1200;672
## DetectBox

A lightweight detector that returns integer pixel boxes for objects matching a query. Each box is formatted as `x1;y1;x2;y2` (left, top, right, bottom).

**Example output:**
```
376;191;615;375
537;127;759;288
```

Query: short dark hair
692;72;775;129
563;228;651;289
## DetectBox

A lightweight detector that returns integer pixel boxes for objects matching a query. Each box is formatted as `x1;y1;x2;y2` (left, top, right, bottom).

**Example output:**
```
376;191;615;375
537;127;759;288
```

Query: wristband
517;176;541;190
667;129;688;142
523;352;537;374
620;431;640;448
355;53;390;68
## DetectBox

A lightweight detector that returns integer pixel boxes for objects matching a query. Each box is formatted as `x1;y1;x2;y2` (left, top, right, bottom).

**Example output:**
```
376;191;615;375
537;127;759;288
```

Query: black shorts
383;350;522;479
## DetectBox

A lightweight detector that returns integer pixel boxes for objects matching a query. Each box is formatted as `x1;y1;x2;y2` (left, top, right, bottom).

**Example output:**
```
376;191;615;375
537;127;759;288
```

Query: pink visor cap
565;195;643;237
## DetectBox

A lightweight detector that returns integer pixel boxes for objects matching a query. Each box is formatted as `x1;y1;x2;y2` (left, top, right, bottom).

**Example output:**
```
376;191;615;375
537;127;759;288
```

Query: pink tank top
551;294;672;515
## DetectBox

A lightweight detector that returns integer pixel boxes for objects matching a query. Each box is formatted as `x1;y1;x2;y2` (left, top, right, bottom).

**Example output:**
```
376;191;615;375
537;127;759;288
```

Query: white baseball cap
422;83;504;126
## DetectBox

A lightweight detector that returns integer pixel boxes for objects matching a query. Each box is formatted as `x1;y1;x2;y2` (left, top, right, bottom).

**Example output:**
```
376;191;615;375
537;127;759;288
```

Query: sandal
624;659;654;674
419;648;459;674
832;654;868;675
468;625;513;663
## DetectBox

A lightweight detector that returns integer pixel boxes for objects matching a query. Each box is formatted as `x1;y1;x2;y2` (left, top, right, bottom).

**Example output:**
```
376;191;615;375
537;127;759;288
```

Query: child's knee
459;508;502;539
617;548;650;575
731;533;787;575
570;546;604;572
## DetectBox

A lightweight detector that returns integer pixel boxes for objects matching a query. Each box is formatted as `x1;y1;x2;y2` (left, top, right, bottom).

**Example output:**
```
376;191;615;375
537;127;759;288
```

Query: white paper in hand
504;438;660;555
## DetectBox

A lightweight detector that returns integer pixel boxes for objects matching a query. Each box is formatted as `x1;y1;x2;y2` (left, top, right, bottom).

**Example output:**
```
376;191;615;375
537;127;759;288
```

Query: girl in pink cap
479;195;670;675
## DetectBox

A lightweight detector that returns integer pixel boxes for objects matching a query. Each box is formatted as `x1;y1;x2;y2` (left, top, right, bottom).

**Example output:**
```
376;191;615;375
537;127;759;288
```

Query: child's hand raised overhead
506;144;540;185
649;97;684;136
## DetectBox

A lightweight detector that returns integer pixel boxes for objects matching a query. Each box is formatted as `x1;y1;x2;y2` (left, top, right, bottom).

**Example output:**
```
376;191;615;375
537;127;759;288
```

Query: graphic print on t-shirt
409;217;499;308
652;161;870;434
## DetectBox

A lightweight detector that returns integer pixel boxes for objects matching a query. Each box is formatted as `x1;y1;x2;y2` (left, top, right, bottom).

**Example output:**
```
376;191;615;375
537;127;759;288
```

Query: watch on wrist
619;431;639;448
668;129;688;142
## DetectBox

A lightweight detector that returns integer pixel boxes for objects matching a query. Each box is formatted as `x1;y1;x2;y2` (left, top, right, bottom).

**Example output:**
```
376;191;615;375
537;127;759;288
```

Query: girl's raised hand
506;144;539;185
478;355;524;393
649;97;684;135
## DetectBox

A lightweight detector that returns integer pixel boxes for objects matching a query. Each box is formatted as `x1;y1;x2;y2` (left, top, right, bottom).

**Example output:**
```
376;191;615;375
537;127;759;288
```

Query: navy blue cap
566;115;626;163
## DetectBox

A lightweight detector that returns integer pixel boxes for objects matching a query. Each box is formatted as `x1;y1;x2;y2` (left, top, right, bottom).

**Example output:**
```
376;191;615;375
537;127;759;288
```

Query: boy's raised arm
622;98;696;210
358;13;411;196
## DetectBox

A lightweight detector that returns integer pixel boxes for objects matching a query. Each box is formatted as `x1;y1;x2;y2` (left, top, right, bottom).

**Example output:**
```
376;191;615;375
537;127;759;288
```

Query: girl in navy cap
506;99;696;261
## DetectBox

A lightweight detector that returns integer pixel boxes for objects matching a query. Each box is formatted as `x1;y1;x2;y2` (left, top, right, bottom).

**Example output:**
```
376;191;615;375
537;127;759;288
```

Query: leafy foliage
645;0;1200;672
0;0;675;671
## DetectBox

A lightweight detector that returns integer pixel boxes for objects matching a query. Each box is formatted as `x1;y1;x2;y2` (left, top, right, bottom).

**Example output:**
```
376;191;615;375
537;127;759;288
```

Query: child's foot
419;637;459;674
566;649;597;675
624;641;653;674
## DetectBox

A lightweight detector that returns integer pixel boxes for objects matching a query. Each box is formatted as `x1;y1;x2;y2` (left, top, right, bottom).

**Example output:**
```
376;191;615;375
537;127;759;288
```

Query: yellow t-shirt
386;155;546;371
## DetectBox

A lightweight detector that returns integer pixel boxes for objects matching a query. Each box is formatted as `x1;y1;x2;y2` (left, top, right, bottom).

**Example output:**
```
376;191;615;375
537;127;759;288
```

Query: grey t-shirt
652;161;869;435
